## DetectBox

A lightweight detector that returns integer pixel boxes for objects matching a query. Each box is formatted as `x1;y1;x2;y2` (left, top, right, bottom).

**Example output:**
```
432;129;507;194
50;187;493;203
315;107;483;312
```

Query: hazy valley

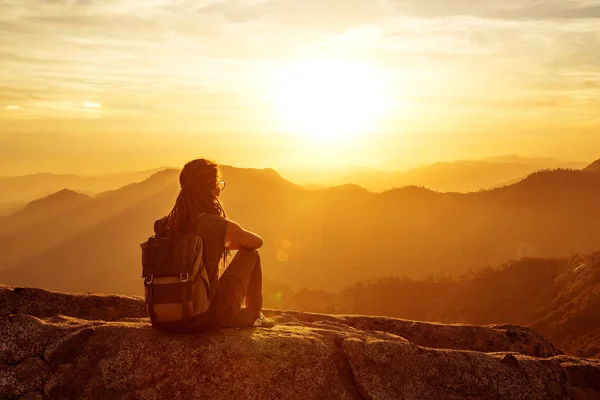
1;157;599;292
1;156;599;359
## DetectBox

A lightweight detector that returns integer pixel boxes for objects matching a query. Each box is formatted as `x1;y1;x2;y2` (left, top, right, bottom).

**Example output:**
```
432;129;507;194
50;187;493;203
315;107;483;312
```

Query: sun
269;58;390;143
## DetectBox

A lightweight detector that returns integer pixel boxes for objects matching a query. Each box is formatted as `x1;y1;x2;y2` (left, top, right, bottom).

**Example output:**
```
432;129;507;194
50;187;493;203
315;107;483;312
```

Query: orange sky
1;0;599;174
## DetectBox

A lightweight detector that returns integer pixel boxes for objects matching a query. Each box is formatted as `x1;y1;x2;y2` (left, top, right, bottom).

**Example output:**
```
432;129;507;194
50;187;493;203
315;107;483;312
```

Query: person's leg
244;250;263;315
210;248;263;328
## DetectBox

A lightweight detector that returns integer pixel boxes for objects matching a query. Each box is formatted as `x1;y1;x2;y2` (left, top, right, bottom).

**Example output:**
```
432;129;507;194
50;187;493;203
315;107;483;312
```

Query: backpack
141;233;211;323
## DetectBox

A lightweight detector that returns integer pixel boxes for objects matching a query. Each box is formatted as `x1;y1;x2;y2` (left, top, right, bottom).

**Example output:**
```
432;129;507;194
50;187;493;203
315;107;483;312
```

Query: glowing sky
1;0;599;174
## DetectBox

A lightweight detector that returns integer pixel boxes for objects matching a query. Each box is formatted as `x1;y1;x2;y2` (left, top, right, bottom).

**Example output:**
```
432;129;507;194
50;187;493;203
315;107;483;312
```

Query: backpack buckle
179;272;189;282
144;275;154;284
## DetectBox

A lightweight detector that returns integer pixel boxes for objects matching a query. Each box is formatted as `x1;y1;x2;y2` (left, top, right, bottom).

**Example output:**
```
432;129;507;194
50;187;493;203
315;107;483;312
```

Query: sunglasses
218;180;226;191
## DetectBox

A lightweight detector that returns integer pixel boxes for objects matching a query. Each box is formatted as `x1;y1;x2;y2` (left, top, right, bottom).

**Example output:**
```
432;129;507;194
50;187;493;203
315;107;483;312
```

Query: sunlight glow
269;59;390;143
82;102;102;109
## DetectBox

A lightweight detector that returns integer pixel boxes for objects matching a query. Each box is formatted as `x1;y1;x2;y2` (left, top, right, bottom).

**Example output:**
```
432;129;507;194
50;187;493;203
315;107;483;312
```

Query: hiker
142;158;275;332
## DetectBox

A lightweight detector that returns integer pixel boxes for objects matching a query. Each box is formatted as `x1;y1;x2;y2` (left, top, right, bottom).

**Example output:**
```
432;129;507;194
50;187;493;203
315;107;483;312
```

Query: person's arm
225;220;263;249
226;241;242;250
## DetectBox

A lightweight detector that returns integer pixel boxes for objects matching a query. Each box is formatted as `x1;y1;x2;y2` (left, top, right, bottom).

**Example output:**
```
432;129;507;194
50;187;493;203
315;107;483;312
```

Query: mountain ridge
0;189;92;236
0;169;179;272
584;159;600;172
0;168;171;204
1;166;600;293
280;157;591;193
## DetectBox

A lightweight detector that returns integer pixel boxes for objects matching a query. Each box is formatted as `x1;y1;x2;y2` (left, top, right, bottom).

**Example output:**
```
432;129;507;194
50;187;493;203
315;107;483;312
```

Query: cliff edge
1;285;599;400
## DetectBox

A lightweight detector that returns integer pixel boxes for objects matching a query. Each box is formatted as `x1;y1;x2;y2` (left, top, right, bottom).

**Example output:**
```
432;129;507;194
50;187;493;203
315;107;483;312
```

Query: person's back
142;158;274;332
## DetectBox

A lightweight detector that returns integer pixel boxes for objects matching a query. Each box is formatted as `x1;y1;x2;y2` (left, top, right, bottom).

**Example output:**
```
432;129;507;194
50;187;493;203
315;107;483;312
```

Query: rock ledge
1;285;599;400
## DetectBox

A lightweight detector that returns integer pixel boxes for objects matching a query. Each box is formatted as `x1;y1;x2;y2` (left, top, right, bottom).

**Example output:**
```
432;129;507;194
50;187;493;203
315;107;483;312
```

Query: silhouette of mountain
0;169;180;273
0;202;23;217
584;158;600;172
484;155;584;168
0;183;178;294
93;168;180;199
285;251;600;359
0;166;297;296
281;157;589;193
1;166;599;296
0;189;92;236
0;168;168;204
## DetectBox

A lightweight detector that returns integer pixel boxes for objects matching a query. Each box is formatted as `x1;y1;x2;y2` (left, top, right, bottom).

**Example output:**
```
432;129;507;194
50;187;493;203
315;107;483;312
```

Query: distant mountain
280;157;590;193
0;169;180;272
1;166;599;295
584;159;600;172
0;182;179;295
483;155;585;168
390;160;541;192
0;189;92;235
0;202;23;217
0;168;168;203
285;251;600;359
0;166;298;294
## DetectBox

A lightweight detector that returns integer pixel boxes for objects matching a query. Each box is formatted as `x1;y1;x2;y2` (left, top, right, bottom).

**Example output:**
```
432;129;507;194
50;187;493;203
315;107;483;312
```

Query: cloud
0;0;598;132
388;0;600;20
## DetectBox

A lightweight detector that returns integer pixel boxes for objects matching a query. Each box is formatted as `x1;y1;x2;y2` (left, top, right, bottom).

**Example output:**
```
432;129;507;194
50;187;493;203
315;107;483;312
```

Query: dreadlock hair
161;159;226;236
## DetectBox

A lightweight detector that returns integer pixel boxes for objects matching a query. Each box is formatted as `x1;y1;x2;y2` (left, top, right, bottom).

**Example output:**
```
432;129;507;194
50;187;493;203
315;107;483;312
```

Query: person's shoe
253;312;275;328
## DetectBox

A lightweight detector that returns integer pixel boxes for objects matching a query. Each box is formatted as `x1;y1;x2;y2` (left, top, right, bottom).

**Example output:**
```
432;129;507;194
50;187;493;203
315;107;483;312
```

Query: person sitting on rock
151;158;275;331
